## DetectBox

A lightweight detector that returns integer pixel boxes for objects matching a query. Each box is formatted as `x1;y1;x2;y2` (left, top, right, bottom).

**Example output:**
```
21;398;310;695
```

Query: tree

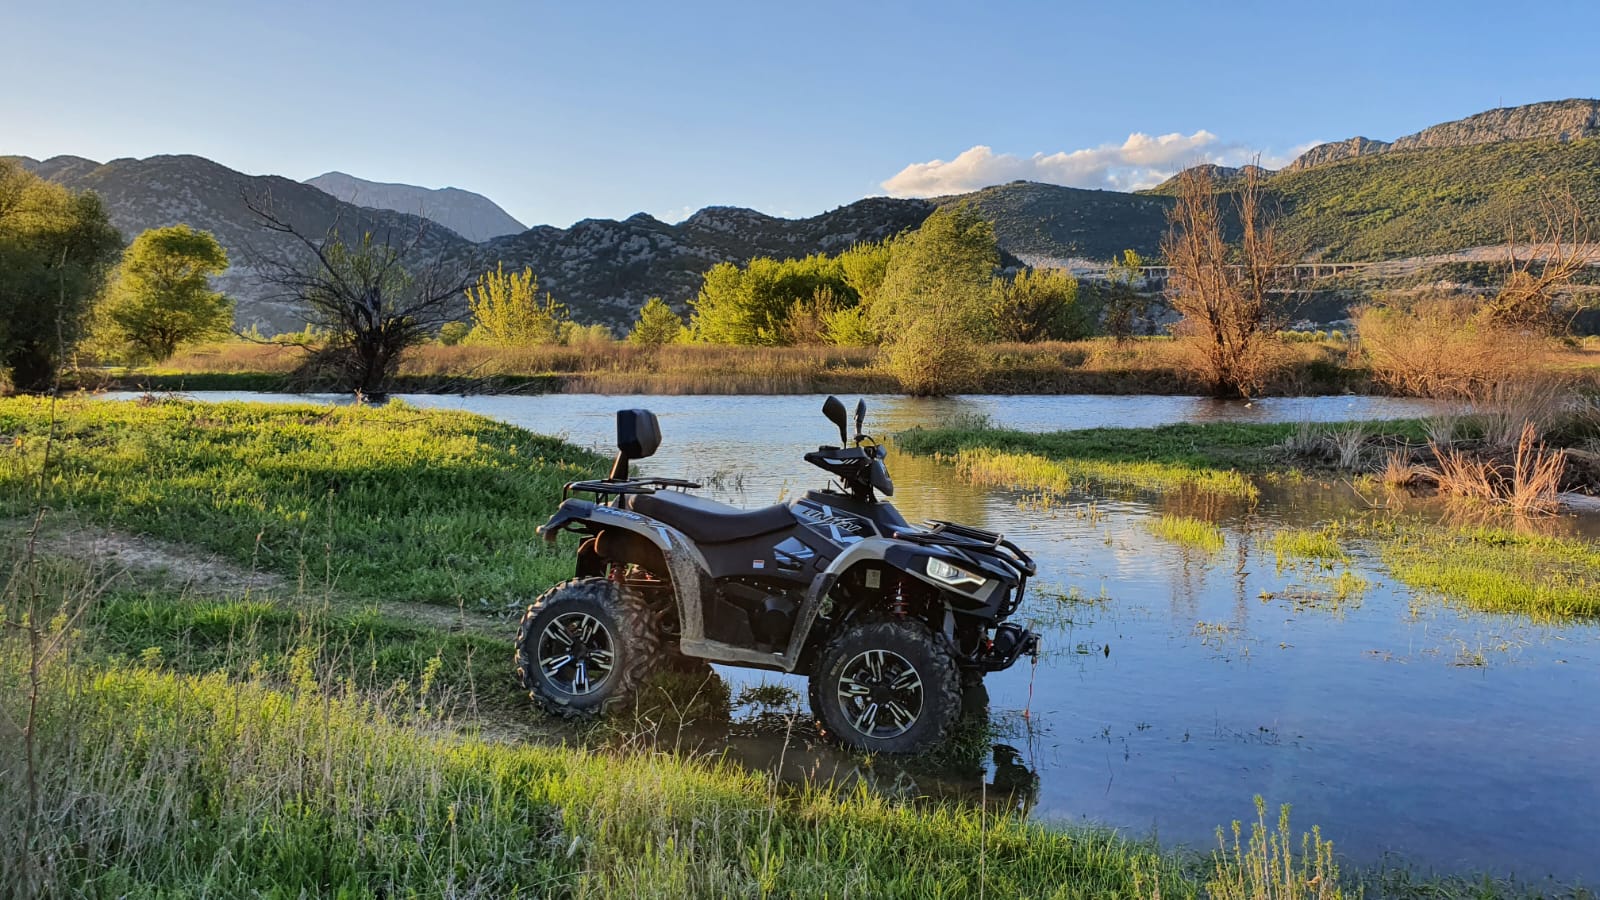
628;296;684;345
688;254;852;345
0;159;122;390
248;196;469;396
465;263;567;345
989;267;1086;342
1161;165;1292;398
93;225;231;363
1103;249;1145;343
875;205;999;395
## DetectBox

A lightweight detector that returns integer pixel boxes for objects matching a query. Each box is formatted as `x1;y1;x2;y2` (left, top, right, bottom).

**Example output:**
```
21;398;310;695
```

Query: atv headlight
925;557;985;588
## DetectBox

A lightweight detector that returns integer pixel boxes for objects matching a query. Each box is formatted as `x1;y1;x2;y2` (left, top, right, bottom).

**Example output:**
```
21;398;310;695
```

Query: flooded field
134;392;1600;885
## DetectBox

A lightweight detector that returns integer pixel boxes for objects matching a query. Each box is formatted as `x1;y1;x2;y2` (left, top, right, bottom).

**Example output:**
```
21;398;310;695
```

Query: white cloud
881;131;1315;197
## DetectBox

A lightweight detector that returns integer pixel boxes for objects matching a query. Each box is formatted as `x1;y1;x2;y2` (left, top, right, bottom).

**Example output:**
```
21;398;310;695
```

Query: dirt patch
35;527;286;595
5;517;505;638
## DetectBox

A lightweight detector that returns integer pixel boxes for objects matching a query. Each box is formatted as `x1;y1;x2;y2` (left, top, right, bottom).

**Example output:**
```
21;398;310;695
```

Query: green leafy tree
688;254;852;345
0;159;122;390
93;225;232;363
465;263;567;345
1104;249;1145;342
838;239;895;316
875;205;999;395
822;305;877;346
437;321;471;345
989;267;1086;342
627;296;684;345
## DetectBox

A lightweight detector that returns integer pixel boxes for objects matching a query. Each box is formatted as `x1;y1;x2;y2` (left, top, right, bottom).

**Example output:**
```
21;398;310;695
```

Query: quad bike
518;396;1039;752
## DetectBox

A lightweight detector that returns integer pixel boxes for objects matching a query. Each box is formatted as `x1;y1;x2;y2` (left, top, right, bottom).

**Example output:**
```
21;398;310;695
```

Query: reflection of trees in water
883;447;994;528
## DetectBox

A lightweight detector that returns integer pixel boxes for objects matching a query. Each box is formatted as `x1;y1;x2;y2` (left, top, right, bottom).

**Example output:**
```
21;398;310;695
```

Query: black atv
519;396;1039;752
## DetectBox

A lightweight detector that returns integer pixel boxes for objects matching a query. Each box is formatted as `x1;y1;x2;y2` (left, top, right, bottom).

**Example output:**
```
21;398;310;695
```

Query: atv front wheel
811;620;961;753
515;577;663;717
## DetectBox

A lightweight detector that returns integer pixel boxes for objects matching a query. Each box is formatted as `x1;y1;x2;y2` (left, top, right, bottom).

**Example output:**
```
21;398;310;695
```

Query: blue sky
5;0;1597;228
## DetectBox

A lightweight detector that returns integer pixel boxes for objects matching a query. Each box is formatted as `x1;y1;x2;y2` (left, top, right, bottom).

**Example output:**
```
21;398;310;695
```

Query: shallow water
121;391;1600;884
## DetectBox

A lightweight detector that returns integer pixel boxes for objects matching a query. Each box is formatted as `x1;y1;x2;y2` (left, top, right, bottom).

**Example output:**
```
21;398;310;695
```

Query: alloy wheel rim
537;612;616;696
836;648;923;738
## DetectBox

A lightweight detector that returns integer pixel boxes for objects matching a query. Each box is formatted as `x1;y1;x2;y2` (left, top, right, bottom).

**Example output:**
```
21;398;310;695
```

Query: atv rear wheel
515;577;663;717
810;620;961;753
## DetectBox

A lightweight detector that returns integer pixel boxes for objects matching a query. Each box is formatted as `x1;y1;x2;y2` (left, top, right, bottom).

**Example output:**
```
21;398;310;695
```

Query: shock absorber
888;579;909;618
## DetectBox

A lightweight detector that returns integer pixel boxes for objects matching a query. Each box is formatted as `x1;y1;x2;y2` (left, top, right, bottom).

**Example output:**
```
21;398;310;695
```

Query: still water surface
145;392;1599;884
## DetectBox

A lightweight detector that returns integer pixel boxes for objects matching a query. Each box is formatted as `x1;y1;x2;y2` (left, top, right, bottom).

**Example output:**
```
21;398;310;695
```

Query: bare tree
246;193;469;397
1478;189;1595;334
1161;164;1295;397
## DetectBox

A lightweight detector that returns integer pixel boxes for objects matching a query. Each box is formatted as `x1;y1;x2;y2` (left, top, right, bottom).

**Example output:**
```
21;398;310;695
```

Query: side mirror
854;399;866;438
822;396;848;446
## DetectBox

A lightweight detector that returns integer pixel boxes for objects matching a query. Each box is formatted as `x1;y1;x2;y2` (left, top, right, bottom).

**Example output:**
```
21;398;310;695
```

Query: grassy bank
99;337;1370;396
895;420;1328;500
0;396;606;606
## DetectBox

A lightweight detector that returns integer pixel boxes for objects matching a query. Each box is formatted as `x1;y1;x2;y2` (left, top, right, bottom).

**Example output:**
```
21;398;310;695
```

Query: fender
541;498;719;646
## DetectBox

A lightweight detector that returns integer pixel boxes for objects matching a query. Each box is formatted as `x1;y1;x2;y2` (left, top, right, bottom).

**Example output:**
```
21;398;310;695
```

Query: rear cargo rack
563;477;701;500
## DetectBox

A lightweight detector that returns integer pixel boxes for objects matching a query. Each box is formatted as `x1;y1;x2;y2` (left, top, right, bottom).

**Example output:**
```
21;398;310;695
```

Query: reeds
1424;422;1566;515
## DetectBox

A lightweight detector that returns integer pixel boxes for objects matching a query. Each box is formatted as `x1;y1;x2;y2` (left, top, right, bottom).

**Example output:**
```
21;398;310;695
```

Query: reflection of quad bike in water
519;397;1040;752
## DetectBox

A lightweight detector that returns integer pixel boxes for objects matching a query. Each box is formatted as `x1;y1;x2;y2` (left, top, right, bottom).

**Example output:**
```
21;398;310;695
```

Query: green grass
1377;523;1600;620
0;396;607;606
896;421;1313;500
1270;526;1351;568
1147;515;1227;553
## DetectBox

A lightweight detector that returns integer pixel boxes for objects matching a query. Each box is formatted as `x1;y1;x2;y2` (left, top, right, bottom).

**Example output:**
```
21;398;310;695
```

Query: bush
1354;297;1546;398
437;321;471;346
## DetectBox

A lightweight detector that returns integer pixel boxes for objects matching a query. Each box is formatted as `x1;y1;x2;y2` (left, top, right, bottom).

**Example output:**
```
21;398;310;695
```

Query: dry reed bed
132;338;1363;396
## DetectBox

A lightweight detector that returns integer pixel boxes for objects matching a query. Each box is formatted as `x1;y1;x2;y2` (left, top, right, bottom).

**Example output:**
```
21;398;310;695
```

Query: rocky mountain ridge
305;171;526;242
1286;98;1600;169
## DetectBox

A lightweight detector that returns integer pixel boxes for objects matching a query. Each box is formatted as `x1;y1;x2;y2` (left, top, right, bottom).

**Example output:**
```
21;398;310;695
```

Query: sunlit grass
0;396;607;606
897;421;1298;500
1147;515;1227;553
1270;526;1350;569
1377;523;1600;619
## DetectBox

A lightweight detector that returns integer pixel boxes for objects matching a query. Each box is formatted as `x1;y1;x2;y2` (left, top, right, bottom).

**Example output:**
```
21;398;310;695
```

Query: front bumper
974;622;1040;672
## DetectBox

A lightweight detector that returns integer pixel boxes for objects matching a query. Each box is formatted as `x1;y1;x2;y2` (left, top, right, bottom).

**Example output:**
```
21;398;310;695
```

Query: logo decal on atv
796;504;865;545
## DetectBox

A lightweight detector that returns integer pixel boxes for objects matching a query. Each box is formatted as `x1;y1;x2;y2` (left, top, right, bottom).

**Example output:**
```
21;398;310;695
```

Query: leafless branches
243;192;470;395
1161;164;1296;397
1478;189;1596;333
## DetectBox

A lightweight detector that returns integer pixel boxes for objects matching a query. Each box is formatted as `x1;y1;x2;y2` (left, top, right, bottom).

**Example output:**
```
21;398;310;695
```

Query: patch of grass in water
1148;515;1227;553
1269;526;1350;569
1376;522;1600;620
897;422;1276;500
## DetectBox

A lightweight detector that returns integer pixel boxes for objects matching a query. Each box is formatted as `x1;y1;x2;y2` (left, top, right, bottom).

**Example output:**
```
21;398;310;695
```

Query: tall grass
1424;423;1567;515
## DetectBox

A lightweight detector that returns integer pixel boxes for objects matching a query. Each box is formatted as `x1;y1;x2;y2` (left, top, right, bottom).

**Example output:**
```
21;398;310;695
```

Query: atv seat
629;491;794;544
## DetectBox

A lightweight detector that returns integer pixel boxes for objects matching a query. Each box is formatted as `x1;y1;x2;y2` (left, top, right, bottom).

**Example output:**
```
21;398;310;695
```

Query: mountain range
8;98;1599;331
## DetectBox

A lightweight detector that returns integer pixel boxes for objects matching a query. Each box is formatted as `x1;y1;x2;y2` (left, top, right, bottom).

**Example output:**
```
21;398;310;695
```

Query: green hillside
938;181;1172;260
1147;138;1600;260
